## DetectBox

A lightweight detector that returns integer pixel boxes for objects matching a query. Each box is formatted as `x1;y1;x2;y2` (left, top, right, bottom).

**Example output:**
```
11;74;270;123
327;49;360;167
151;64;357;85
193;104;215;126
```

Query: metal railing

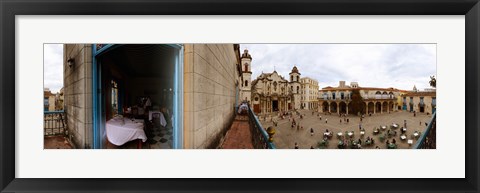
413;112;436;149
44;110;67;136
247;106;276;149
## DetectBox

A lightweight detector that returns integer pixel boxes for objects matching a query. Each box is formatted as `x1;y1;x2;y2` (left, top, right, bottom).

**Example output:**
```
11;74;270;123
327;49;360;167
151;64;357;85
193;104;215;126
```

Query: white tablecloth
149;110;167;127
106;118;147;146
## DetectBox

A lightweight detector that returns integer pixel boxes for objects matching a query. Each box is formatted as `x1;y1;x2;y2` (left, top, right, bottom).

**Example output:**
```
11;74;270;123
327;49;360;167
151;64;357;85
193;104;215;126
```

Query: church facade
251;66;302;114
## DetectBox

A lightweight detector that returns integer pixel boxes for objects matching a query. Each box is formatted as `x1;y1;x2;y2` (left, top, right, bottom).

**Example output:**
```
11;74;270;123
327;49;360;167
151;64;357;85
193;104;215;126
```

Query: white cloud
241;44;436;91
44;44;63;93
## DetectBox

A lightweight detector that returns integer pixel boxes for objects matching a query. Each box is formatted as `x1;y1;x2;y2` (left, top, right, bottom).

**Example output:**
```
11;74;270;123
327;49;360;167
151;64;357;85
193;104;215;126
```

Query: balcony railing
247;106;276;149
413;112;436;149
44;110;67;136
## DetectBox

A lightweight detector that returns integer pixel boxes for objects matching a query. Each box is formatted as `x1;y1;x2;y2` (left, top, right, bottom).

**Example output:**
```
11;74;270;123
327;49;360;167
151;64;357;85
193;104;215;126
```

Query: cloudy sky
44;44;436;93
44;44;63;93
240;44;436;91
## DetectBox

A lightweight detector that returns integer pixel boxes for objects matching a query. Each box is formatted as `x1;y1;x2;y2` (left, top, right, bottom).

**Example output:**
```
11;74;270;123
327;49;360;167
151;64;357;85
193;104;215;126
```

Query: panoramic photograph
44;44;436;149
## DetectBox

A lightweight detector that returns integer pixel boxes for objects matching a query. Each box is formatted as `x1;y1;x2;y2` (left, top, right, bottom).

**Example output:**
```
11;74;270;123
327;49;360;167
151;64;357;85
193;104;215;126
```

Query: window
44;98;49;111
244;63;248;72
245;80;248;87
432;97;436;105
297;86;299;93
111;80;119;117
332;93;336;100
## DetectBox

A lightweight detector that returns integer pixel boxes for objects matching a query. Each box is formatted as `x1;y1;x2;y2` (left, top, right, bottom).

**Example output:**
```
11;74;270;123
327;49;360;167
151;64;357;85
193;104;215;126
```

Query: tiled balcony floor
44;135;73;149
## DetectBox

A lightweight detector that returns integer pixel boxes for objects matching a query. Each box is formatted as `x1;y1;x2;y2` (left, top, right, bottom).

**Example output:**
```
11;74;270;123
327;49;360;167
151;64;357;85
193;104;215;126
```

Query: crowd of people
258;108;425;149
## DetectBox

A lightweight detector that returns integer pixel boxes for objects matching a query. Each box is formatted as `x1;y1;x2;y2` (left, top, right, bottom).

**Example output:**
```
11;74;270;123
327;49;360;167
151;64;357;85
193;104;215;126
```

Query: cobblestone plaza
260;110;433;149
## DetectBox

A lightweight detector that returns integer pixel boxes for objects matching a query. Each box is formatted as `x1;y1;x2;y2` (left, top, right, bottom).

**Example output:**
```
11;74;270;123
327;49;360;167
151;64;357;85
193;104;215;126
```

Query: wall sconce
67;58;75;68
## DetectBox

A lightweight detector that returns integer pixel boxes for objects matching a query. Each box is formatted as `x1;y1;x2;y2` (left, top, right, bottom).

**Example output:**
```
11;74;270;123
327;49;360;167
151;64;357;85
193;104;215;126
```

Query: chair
151;112;162;128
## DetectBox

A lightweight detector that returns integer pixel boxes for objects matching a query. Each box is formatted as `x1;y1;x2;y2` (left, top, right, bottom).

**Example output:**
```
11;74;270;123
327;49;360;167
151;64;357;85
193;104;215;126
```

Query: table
360;131;365;135
348;132;353;136
381;126;387;130
106;117;147;147
337;132;343;136
414;133;419;137
400;135;407;140
148;110;167;127
408;139;414;145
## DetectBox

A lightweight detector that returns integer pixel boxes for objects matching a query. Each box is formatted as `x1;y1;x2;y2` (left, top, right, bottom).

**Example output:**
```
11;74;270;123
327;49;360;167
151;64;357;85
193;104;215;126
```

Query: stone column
346;103;349;115
365;102;369;114
380;103;383;114
337;102;340;114
328;102;331;113
374;102;376;114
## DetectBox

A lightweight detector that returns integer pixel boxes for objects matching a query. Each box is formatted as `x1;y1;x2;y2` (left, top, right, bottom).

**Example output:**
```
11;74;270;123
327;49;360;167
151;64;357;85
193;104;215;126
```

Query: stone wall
63;44;93;148
184;44;240;149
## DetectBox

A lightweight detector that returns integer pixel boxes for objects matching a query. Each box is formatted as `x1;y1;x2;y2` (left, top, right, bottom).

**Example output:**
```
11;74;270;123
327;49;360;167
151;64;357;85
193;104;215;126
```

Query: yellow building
403;87;436;114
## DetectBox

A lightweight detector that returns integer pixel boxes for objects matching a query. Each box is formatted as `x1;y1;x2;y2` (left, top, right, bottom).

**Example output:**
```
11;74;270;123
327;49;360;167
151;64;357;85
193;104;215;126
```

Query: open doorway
93;44;183;149
272;100;279;112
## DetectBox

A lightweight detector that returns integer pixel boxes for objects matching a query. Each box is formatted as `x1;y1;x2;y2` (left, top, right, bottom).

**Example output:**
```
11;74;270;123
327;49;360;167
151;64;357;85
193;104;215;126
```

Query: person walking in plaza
325;118;328;124
340;119;342;123
310;146;314;149
319;115;322;120
294;142;299;149
310;128;314;136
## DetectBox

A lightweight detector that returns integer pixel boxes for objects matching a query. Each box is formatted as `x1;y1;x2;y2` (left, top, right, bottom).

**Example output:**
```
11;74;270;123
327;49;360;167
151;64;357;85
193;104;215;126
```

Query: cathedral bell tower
289;66;301;110
240;49;252;103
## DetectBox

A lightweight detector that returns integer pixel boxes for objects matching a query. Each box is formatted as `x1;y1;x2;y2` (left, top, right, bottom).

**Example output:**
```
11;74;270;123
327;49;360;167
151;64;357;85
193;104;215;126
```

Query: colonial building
300;77;319;110
44;88;56;111
318;81;404;115
251;66;303;114
403;87;436;114
239;49;252;103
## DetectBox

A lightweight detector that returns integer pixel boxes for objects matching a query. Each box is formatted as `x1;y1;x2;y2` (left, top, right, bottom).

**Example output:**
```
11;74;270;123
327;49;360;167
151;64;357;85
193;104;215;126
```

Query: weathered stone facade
183;44;242;149
63;44;93;148
239;49;252;103
251;66;303;114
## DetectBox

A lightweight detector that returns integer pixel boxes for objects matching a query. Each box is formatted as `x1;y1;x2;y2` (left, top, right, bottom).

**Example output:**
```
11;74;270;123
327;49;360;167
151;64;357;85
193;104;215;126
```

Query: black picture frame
1;0;478;192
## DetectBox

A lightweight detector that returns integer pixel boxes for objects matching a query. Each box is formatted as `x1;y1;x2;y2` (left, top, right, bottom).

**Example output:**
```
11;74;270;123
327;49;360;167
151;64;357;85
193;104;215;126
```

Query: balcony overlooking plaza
44;110;74;149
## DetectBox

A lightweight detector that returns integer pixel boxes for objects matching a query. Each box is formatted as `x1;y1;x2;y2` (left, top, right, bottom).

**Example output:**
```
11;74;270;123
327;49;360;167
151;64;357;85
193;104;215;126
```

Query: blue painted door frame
92;44;183;149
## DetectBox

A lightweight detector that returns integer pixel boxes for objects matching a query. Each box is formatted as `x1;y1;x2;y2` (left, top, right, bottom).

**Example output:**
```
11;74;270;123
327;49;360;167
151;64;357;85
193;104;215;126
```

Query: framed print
1;0;479;192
